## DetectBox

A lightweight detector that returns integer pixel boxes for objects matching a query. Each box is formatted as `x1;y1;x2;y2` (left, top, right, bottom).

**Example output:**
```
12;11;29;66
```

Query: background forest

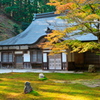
0;0;55;40
0;0;55;24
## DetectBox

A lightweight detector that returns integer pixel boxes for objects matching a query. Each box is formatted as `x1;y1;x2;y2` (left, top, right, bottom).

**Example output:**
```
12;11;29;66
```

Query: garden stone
39;73;44;79
88;65;96;73
24;82;33;94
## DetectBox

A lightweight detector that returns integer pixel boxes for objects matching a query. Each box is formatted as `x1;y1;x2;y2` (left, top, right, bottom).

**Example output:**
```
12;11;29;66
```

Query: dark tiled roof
34;12;60;19
0;12;60;46
0;12;98;46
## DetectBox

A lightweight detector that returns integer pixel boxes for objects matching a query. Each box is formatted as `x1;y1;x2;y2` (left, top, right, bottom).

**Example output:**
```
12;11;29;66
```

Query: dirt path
70;79;100;87
53;79;100;88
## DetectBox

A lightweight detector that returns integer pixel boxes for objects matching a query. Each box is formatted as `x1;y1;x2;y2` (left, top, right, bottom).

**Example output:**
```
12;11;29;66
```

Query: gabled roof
0;12;61;46
0;12;98;46
71;33;98;41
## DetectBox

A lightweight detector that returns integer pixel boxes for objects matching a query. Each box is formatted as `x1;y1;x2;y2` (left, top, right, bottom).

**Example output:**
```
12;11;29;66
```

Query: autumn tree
41;0;100;54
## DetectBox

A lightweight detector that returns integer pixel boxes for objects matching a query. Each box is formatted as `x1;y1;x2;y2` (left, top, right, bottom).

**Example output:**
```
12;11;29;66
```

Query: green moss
0;72;99;100
39;77;48;81
29;90;40;96
0;23;5;27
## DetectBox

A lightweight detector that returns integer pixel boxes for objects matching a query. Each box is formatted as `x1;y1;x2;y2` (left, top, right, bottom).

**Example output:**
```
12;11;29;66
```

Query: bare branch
81;21;100;24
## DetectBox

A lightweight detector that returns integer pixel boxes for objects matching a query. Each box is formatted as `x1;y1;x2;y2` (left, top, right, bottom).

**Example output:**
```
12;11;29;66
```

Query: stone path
53;79;100;88
81;79;100;87
70;79;100;88
0;69;75;73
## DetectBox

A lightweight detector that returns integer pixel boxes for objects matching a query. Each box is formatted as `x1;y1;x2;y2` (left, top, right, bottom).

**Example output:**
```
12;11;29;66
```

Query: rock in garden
24;82;33;94
88;65;96;73
39;73;44;79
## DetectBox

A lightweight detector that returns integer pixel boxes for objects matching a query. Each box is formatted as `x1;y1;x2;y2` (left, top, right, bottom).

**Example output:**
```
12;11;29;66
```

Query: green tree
0;0;55;23
13;24;20;35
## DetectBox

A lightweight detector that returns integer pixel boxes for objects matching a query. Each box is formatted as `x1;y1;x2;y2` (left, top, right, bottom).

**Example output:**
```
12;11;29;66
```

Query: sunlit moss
0;72;99;100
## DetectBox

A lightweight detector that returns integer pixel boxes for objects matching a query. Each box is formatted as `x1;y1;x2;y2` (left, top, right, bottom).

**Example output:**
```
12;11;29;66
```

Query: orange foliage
40;0;100;54
57;3;76;12
84;14;100;21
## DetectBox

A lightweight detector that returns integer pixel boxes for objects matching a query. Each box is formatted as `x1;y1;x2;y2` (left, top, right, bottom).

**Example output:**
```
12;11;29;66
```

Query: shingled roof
0;12;61;46
0;12;98;46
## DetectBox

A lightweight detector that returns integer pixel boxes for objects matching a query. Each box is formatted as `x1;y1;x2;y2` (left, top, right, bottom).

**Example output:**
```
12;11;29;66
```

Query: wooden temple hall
0;12;100;70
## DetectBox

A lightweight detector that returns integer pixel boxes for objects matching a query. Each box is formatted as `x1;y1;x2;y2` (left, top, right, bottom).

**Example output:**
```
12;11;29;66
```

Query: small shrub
13;24;20;35
21;22;30;31
29;90;40;96
0;79;3;81
39;76;48;81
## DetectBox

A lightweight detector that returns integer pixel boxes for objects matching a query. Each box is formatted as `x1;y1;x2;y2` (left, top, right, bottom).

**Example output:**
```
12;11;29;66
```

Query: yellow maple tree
40;0;100;54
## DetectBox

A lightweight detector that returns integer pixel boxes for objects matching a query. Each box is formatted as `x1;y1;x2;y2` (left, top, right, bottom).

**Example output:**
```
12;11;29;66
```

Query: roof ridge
36;12;54;15
33;12;60;20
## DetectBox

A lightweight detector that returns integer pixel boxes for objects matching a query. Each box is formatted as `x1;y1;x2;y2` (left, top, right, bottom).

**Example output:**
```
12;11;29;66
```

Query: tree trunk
97;36;100;68
98;36;100;43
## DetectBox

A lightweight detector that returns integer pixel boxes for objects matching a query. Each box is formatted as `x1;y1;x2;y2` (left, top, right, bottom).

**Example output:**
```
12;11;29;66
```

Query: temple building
0;12;99;70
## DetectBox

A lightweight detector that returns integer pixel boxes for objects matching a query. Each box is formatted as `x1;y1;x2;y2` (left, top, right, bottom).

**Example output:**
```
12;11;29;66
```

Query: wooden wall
84;52;100;69
74;52;100;70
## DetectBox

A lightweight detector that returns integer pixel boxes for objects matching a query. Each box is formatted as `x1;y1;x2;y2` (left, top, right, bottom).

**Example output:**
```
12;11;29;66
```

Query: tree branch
81;21;100;24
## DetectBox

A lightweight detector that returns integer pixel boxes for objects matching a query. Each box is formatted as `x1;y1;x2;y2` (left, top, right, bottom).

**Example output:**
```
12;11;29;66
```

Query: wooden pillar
62;53;68;70
43;53;48;70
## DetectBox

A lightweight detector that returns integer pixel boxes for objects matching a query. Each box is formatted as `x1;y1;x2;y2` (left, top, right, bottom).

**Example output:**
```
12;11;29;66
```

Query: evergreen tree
0;0;55;24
